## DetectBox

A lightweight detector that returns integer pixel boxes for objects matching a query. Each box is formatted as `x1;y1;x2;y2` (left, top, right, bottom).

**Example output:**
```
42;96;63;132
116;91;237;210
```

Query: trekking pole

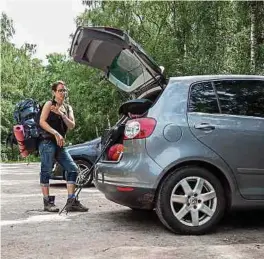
58;136;112;215
74;137;112;196
59;115;127;215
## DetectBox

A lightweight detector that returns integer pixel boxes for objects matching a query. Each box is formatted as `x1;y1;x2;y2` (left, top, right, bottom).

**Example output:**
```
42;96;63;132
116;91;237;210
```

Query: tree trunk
250;2;257;73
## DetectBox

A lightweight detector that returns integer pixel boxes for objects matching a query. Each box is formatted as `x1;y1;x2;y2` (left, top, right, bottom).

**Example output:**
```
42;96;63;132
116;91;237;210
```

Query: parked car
51;137;101;187
70;26;264;234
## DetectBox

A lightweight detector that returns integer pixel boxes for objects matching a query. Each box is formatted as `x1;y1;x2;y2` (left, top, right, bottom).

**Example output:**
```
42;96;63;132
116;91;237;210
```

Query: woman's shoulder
46;100;53;105
42;100;53;108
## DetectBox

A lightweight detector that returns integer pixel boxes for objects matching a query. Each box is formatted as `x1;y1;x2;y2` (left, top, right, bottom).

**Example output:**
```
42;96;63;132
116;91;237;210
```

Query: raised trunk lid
70;26;165;94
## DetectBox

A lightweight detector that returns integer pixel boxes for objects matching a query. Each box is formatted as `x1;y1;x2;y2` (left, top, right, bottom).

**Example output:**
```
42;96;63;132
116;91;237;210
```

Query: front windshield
108;49;153;92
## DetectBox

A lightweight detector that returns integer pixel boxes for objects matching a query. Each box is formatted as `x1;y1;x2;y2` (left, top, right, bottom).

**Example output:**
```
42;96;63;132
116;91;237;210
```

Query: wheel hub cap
189;197;197;205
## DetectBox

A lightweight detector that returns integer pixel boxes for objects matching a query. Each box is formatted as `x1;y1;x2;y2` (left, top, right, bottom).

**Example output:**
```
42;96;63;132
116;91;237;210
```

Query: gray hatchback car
70;26;264;235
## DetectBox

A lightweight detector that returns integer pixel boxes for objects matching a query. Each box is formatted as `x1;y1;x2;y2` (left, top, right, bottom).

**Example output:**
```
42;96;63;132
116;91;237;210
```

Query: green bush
1;145;40;163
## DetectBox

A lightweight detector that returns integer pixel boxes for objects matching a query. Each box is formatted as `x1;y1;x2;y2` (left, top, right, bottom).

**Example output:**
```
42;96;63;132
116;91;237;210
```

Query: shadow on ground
96;208;264;236
50;183;94;188
48;184;264;237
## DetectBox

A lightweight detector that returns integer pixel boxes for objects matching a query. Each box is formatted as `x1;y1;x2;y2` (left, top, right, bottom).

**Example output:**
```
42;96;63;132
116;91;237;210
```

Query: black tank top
43;102;69;142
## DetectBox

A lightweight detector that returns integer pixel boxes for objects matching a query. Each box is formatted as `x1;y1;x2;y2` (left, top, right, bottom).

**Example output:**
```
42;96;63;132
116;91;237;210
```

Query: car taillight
107;144;124;161
124;118;156;140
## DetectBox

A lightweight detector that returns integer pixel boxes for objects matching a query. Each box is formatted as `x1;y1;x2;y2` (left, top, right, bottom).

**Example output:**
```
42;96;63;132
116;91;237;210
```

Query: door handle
194;123;215;130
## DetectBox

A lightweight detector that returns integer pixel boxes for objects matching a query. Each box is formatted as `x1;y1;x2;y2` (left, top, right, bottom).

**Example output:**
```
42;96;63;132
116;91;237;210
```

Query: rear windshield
108;49;153;92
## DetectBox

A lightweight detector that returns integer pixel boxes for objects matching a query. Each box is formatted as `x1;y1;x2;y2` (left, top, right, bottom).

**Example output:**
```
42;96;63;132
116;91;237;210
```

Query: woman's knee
40;160;54;186
66;171;77;183
64;160;78;174
40;171;51;186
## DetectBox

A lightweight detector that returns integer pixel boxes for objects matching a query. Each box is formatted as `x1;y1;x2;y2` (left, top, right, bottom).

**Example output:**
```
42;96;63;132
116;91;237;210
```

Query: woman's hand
54;132;65;147
50;104;64;117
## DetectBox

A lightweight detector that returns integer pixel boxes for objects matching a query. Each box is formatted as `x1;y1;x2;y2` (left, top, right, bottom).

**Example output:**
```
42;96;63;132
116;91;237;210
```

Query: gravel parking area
1;163;264;259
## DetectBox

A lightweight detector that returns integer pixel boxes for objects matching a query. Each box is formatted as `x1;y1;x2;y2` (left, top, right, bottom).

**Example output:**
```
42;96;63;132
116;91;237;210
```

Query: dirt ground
1;163;264;259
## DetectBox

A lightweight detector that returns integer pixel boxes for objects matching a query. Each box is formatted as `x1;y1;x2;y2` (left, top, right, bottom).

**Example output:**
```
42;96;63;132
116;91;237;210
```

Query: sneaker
65;198;89;212
43;196;59;212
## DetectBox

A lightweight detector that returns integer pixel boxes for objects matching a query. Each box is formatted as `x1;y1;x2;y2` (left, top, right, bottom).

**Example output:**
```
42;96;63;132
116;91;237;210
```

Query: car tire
75;159;93;187
156;166;226;235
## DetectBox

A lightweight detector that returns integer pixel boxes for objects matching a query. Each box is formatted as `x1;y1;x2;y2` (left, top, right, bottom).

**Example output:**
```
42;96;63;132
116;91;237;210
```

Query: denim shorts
39;139;78;186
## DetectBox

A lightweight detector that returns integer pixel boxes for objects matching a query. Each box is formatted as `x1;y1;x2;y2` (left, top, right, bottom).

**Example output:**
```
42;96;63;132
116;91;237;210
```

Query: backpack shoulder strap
63;103;70;116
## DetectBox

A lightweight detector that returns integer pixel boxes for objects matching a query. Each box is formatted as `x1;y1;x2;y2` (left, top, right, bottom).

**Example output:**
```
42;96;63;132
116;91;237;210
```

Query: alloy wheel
75;161;91;186
170;176;217;227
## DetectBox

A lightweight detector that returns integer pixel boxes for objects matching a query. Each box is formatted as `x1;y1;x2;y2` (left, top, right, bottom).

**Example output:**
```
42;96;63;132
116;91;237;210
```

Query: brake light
124;118;156;140
107;144;124;161
116;186;134;192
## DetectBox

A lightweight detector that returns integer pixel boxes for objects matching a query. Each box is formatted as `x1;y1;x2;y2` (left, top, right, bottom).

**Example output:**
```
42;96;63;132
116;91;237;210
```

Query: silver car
70;26;264;235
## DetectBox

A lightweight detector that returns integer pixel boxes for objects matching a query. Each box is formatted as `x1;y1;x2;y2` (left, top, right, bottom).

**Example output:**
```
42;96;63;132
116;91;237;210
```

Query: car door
70;26;165;95
187;78;264;200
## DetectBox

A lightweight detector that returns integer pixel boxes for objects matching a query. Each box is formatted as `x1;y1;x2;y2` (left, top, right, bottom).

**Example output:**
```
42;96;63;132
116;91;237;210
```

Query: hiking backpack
7;98;70;158
13;98;43;156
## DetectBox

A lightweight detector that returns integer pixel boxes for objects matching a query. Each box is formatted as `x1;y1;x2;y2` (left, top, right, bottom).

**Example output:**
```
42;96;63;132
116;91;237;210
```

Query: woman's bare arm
40;101;59;135
61;105;75;130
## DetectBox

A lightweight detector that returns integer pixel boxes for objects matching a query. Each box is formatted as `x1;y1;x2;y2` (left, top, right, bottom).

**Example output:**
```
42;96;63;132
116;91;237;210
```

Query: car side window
214;80;264;117
188;82;219;114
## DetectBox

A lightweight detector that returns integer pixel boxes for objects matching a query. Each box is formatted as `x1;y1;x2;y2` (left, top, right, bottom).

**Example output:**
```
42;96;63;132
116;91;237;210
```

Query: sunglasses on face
57;89;68;93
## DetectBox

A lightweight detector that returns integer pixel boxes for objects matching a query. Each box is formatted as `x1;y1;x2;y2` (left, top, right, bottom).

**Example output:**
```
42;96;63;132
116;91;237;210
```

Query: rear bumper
95;139;163;187
95;181;155;209
94;139;163;208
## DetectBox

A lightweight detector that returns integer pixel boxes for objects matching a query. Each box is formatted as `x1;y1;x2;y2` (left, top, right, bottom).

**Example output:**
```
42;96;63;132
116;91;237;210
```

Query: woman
39;80;88;212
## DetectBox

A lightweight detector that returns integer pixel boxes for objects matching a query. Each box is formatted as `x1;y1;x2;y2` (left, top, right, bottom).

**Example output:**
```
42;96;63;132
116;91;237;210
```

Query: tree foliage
1;1;264;160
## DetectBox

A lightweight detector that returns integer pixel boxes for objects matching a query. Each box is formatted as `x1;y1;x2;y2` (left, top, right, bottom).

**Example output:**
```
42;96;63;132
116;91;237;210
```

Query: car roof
169;75;264;85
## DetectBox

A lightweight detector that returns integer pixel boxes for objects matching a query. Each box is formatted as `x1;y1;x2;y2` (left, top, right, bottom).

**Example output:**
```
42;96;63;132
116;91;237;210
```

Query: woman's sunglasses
57;89;68;93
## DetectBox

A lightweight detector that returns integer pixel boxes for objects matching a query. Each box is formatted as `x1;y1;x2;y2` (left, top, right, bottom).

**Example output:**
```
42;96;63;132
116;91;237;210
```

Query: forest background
1;1;264;161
